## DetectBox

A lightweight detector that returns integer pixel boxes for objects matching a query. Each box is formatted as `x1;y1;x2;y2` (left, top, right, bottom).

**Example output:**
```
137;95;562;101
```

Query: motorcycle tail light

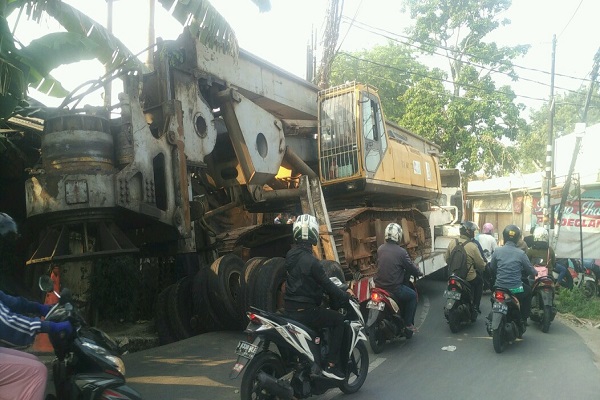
248;312;262;325
494;291;505;301
449;279;456;286
371;292;382;302
100;389;133;399
586;268;593;275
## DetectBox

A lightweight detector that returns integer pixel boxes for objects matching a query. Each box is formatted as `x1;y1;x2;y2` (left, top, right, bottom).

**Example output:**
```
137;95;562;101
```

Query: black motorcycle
444;274;477;333
486;287;526;353
39;276;142;400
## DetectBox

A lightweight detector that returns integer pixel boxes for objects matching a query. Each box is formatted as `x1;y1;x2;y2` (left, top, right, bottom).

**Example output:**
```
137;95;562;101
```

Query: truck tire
241;257;269;321
155;284;176;345
247;257;286;312
191;265;222;333
167;276;195;340
207;254;245;330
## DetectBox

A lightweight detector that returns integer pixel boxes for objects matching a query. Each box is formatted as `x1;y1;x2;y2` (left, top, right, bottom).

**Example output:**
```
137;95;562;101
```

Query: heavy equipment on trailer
22;27;460;340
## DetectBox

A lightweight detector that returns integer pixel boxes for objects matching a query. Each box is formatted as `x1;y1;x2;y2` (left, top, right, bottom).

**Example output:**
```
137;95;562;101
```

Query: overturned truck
23;27;460;342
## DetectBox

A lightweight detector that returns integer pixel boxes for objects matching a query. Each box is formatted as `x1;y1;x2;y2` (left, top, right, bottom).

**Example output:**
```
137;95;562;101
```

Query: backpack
448;239;470;279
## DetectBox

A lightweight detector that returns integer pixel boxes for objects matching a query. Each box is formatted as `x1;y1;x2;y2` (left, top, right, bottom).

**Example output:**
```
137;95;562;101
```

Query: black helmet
460;221;478;239
0;213;17;237
502;224;521;244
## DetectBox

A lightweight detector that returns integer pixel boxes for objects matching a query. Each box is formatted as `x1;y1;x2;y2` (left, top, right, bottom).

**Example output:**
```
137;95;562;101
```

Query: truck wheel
167;276;194;340
244;257;269;321
247;257;286;312
155;284;177;345
207;254;245;330
191;265;222;333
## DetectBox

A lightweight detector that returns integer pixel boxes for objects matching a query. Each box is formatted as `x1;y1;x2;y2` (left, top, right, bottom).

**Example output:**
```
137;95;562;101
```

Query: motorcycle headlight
81;341;126;376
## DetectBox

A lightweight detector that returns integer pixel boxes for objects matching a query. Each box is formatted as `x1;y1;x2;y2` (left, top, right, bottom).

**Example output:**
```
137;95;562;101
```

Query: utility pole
543;35;556;232
551;48;600;249
315;0;343;89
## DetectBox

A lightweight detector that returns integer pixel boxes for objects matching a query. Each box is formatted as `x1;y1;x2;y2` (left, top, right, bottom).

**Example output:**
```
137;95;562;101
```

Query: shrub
556;288;600;320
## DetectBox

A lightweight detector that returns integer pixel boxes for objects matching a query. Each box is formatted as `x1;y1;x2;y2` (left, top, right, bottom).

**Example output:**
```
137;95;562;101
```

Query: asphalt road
118;277;600;399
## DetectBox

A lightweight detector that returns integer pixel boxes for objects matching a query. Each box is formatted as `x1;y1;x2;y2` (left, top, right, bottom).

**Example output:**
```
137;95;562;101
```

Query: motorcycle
365;279;417;353
555;258;596;297
528;263;557;333
39;276;142;400
486;287;526;354
230;277;368;399
443;274;477;333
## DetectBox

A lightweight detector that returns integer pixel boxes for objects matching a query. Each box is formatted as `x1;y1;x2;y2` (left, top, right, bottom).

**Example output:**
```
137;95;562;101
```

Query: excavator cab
317;82;441;208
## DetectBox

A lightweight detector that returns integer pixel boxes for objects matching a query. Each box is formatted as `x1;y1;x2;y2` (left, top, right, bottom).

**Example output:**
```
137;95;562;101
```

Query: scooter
528;263;557;333
486;287;526;354
230;277;368;400
365;278;417;353
39;276;142;400
444;274;477;333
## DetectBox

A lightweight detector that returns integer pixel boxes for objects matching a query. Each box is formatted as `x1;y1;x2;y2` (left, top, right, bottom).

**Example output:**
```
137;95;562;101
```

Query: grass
556;287;600;321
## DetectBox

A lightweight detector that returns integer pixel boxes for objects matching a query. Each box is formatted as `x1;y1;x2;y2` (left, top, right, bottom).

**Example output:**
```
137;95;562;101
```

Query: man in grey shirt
490;224;537;324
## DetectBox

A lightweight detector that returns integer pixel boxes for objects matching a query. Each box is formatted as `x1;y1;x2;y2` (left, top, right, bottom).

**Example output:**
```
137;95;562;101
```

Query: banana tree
1;0;270;119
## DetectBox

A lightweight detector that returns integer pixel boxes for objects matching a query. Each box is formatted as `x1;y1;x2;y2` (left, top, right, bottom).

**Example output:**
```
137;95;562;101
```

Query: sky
9;0;600;116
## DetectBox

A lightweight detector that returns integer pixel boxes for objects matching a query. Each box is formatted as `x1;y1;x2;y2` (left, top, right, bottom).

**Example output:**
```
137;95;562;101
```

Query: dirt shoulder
556;313;600;370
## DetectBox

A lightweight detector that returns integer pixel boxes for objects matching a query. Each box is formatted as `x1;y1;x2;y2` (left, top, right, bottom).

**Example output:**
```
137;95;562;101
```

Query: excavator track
217;207;432;280
328;208;432;279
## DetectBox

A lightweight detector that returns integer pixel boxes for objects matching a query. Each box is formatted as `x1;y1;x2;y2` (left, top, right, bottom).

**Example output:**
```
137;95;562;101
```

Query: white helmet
293;214;319;245
533;226;549;243
384;223;403;244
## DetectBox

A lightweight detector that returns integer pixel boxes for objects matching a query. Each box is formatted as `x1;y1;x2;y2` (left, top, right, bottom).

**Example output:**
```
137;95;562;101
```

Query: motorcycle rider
374;223;423;332
490;224;537;327
0;212;73;400
478;223;497;261
526;227;556;278
284;214;353;381
445;221;487;313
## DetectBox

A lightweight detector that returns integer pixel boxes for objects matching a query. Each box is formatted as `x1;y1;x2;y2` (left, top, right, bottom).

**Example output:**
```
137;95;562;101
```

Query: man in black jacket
284;214;352;380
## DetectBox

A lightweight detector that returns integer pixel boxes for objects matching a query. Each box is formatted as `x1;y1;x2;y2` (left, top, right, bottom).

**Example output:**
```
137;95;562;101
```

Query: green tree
329;42;442;122
402;0;530;179
517;86;600;173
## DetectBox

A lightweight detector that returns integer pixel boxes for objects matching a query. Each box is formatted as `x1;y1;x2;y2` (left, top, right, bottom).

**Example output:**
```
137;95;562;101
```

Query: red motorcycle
365;281;416;354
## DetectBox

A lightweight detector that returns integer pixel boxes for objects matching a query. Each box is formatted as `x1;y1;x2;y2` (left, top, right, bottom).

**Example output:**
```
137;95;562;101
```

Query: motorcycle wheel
583;280;597;298
542;306;552;333
240;351;286;400
368;324;385;354
492;321;506;354
448;309;460;333
339;341;369;394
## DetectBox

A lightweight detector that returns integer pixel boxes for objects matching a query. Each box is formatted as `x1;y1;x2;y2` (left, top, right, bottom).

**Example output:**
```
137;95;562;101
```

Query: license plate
366;300;385;311
235;341;258;359
444;290;461;300
492;302;508;314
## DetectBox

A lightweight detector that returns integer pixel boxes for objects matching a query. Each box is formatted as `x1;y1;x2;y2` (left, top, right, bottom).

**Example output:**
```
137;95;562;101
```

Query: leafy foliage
517;87;600;173
401;0;530;179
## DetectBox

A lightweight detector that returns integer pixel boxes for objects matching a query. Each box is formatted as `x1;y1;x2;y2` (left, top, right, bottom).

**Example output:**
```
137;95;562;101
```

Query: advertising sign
531;197;600;258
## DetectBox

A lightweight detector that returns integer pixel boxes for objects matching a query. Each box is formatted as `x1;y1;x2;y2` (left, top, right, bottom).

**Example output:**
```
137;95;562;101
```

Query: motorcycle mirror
38;275;54;292
329;276;349;291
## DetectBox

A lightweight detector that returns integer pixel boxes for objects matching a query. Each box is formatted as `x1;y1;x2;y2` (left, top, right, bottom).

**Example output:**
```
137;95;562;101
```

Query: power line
558;0;584;39
341;16;594;87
